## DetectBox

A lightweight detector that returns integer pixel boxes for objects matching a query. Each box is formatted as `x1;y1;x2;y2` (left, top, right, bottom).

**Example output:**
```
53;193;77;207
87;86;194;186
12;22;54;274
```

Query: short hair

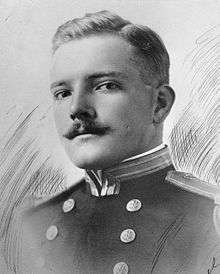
52;10;170;85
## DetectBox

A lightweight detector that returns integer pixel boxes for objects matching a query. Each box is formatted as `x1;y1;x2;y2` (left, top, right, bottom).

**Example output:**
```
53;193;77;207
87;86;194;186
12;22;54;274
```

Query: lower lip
72;133;100;141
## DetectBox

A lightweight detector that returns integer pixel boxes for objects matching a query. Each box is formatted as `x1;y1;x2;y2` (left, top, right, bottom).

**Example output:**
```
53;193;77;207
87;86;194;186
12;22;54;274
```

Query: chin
71;155;114;170
63;135;130;170
65;147;121;170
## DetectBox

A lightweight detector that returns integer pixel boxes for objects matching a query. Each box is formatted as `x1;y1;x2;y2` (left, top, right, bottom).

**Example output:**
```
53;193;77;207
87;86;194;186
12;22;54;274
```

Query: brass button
63;198;75;213
126;199;142;212
113;262;129;274
46;225;58;241
120;229;136;243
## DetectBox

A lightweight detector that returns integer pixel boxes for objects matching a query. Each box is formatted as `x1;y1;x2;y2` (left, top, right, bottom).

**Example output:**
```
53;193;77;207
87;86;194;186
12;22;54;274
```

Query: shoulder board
166;171;220;205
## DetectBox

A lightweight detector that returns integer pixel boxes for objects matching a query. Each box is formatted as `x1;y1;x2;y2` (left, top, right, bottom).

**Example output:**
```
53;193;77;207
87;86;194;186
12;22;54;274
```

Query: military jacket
5;147;220;273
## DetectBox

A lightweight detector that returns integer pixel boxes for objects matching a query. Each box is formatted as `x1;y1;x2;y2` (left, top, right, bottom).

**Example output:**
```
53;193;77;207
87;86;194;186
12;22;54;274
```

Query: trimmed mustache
63;118;110;140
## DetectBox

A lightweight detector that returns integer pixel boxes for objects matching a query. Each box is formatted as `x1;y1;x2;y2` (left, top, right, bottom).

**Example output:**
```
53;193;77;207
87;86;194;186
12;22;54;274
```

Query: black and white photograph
0;1;219;273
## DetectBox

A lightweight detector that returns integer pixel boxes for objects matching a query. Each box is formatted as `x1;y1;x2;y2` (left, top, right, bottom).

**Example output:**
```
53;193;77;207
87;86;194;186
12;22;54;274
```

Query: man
9;11;220;274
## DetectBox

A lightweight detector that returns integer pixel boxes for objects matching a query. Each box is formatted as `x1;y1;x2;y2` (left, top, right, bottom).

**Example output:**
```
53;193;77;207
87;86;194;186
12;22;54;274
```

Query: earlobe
153;84;175;124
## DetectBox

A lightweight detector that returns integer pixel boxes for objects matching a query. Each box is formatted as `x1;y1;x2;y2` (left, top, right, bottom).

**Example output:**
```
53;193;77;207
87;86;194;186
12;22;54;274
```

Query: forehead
50;35;141;81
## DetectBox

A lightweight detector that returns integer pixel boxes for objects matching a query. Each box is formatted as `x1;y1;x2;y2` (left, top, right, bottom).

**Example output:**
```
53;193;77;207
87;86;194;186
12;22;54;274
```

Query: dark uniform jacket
7;147;220;273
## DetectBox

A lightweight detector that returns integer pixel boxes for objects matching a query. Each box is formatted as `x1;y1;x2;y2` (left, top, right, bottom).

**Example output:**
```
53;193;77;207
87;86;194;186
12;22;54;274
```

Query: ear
153;84;175;124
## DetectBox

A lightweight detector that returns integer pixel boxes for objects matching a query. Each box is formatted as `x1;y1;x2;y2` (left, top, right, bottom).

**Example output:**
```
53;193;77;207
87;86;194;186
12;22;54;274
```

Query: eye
53;89;71;100
94;82;121;93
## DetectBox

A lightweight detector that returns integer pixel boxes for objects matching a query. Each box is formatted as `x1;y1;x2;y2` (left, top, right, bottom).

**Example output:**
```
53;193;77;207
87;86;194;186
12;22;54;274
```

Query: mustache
63;118;110;140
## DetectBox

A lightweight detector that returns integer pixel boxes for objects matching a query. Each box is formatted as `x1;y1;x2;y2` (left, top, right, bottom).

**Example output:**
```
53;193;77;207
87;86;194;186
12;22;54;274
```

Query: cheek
116;104;153;139
109;106;138;138
97;96;131;126
53;104;70;133
96;94;147;133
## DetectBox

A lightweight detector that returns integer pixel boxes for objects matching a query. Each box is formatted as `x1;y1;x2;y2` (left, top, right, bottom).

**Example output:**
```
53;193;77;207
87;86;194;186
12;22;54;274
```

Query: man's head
50;11;175;170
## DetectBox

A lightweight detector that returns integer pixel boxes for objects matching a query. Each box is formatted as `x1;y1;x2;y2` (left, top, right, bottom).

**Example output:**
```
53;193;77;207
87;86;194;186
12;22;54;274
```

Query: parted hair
52;10;170;85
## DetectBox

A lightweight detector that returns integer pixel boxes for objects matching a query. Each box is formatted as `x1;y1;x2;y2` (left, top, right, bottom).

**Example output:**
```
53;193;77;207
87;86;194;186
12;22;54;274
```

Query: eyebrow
86;71;128;81
50;81;66;90
50;71;128;90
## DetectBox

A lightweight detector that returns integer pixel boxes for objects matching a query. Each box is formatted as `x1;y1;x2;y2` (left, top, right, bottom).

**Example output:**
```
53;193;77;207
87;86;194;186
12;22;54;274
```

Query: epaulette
166;170;220;205
166;171;220;235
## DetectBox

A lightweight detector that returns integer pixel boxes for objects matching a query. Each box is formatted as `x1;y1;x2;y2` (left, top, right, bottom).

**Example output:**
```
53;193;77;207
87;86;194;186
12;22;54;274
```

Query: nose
69;88;96;120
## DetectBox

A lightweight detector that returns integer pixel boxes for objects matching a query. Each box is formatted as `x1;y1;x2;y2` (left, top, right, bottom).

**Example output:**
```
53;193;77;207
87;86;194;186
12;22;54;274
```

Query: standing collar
85;145;172;196
122;144;166;163
105;144;172;182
